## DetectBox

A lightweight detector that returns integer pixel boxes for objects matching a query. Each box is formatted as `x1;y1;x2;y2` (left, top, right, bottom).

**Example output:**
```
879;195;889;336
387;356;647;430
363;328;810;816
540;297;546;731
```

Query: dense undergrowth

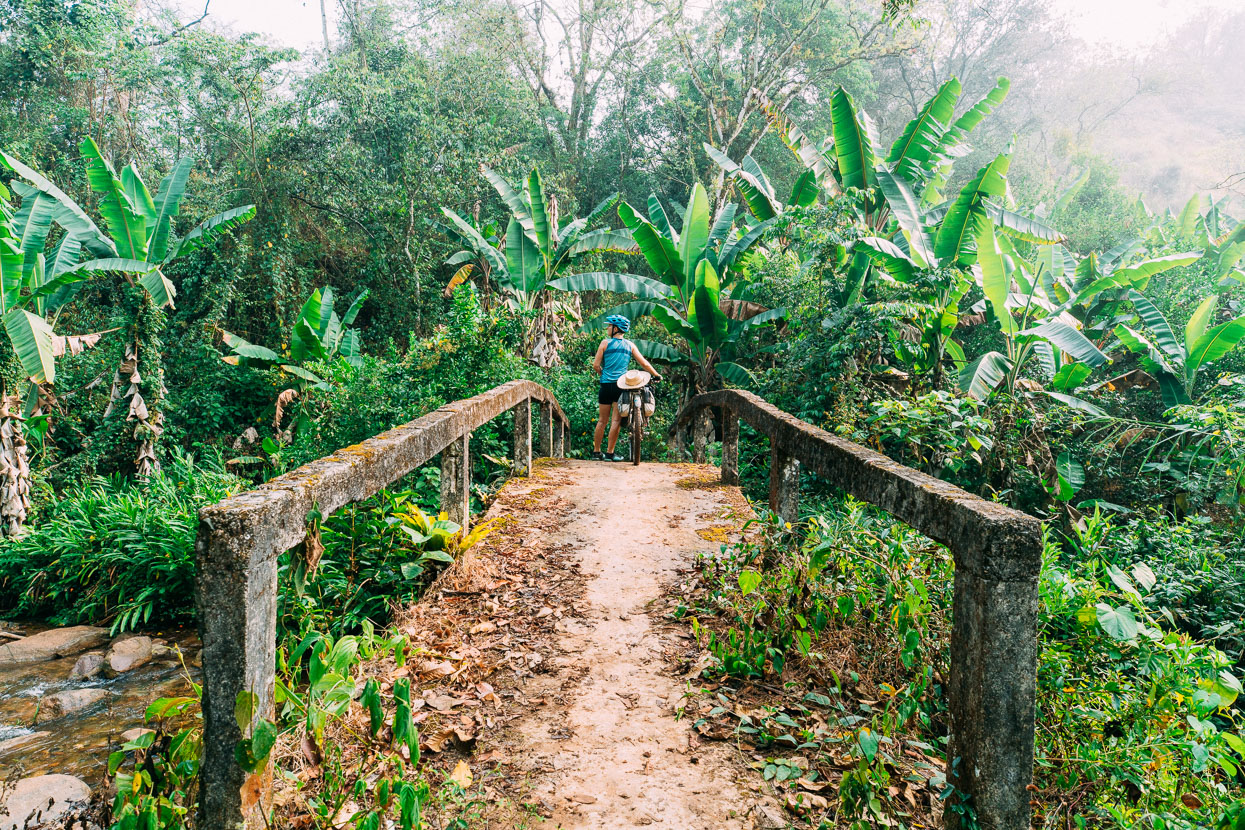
680;501;1245;828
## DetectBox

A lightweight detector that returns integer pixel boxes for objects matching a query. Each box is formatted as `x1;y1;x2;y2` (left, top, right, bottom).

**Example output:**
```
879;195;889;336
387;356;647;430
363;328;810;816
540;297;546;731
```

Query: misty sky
177;0;1244;51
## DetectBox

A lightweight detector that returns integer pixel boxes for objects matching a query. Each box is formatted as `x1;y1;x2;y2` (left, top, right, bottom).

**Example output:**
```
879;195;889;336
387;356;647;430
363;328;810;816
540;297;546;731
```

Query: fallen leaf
796;778;828;792
420;660;455;676
537;606;554;618
422;729;454;753
476;682;498;703
1181;793;1204;809
569;794;597;804
470;621;497;634
449;760;473;789
425;692;460;712
332;801;360;828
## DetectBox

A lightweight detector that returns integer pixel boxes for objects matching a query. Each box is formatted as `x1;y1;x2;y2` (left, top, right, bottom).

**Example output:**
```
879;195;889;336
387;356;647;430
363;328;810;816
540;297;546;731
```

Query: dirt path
492;459;762;829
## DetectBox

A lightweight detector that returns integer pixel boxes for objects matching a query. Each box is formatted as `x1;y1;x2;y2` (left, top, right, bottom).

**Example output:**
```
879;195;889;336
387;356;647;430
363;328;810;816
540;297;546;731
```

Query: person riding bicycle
591;315;662;461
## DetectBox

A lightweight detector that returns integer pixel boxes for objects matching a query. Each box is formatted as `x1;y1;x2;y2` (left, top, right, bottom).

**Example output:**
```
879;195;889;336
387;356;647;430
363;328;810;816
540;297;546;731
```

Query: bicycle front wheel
631;408;643;466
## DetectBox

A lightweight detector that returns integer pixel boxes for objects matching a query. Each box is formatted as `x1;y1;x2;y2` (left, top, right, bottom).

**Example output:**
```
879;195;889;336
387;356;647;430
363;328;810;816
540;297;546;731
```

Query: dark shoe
592;451;606;461
608;453;626;462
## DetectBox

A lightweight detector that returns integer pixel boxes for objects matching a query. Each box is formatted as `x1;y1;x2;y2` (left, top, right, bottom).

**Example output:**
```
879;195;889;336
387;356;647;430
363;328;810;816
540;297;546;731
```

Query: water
0;625;200;786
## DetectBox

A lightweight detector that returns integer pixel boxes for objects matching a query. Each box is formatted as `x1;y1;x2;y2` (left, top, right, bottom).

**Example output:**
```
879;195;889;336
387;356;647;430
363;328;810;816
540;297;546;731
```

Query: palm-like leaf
1127;290;1182;358
582;301;662;331
630;339;691;364
975;224;1016;334
856;237;916;283
830;87;881;193
548;272;670;299
983;201;1064;244
875;168;935;265
149;157;194;263
688;260;727;349
934;154;1011;266
505;218;542;294
527;169;551;253
165;205;256;263
1;151;114;256
718;218;777;274
564;229;638;257
11;185;56;281
80;138;147;260
887;77;960;182
4;308;56;383
441;208;507;274
1187;316;1245;371
618;202;683;283
960;351;1011;400
481;167;534;234
678;184;710;300
1023;320;1108;367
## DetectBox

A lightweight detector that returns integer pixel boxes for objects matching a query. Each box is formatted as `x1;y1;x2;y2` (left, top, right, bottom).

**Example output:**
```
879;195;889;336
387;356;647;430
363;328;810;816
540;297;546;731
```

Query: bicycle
619;378;657;466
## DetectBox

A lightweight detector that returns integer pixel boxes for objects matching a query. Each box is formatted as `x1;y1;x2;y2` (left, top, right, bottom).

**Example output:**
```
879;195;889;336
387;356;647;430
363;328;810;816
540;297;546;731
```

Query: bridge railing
674;389;1041;830
194;380;568;829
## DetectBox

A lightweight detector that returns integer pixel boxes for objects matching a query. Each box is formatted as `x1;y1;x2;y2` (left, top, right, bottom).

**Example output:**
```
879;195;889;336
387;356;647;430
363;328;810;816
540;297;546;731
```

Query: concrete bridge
194;380;1041;829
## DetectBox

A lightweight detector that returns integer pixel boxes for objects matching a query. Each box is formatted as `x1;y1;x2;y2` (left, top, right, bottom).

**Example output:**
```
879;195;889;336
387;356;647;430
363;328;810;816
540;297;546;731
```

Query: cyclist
591;315;662;461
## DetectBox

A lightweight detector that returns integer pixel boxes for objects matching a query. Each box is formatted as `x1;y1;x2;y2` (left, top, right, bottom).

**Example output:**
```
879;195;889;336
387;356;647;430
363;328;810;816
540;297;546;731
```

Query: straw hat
616;370;651;390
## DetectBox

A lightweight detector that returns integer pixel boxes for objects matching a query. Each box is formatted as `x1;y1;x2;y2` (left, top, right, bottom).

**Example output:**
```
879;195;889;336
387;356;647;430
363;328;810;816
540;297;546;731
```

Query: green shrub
0;452;248;632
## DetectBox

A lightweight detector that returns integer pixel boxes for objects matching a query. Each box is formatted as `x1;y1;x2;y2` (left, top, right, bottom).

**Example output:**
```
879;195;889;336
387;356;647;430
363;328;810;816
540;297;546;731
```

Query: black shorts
598;382;624;405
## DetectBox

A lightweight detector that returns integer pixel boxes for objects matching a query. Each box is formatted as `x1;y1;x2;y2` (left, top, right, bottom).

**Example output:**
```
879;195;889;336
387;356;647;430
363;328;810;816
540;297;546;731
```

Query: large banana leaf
875;168;935;265
1100;234;1142;268
1187;316;1245;372
618;202;683;284
505;218;542;294
481;167;534;234
887;77;960;182
1;151;114;257
554;192;620;260
855;237;915;283
708;203;739;253
80;138;147;260
959;351;1011;400
983;201;1064;244
0;247;21;314
548;272;670;300
718;218;777;273
121;164;156;226
164;204;256;263
527;169;551;253
1041;390;1107;418
735;307;787;336
788;171;820;208
221;331;282;366
149;157;194;263
652;304;700;343
704;145;778;220
1023;320;1108;367
340;289;369;329
441;208;507;274
647;194;676;241
290;290;325;362
688;260;727;349
1113;252;1201;284
716;361;755;385
564;229;638;257
630;339;691;364
1052;168;1090;215
1184;295;1217;348
4;308;56;383
1127;290;1182;358
138;268;177;309
830;87;880;192
764;103;837;189
1176;194;1200;237
976;224;1016;334
678;184;710;300
934;154;1010;267
11;185;56;281
943;78;1010;147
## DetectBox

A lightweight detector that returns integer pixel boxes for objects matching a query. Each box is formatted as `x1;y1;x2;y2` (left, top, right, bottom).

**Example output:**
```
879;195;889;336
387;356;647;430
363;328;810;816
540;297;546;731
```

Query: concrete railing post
720;408;739;485
513;398;531;476
946;530;1042;830
553;417;565;458
538;401;554;458
768;444;799;523
692;407;711;464
196;515;278;829
440;432;470;532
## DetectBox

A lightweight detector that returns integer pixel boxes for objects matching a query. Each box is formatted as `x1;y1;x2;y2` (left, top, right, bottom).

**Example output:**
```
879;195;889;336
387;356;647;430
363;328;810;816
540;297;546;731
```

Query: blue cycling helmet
605;314;631;333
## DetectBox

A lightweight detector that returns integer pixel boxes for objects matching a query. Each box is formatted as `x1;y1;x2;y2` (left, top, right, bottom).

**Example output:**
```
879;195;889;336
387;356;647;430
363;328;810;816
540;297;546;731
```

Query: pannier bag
642;387;656;417
618;391;633;417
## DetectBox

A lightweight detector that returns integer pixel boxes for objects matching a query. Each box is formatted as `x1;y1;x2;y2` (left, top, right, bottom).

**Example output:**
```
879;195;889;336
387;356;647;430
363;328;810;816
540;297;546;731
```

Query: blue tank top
601;337;633;383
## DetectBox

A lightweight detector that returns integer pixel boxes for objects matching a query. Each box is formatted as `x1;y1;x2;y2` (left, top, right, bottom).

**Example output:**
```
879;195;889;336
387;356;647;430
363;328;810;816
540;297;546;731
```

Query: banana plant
1115;291;1245;406
221;286;368;389
2;139;255;476
549;183;784;391
440;167;633;367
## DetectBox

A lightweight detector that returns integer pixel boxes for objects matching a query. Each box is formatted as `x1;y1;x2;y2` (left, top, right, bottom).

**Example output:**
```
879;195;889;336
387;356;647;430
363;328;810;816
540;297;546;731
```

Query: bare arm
591;339;608;376
631;344;662;380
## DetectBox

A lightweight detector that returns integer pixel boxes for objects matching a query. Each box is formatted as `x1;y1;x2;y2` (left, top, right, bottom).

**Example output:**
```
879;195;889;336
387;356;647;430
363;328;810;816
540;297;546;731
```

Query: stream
0;623;201;788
